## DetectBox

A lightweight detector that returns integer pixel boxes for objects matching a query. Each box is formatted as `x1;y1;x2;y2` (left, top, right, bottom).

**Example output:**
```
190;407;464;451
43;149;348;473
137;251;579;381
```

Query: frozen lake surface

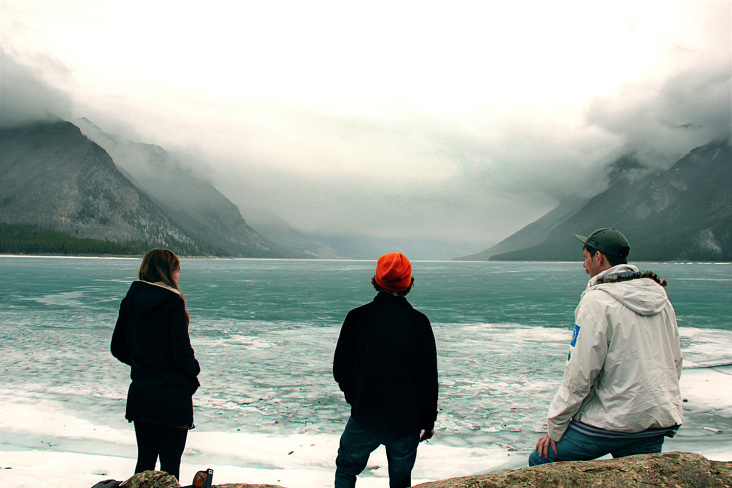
1;256;731;487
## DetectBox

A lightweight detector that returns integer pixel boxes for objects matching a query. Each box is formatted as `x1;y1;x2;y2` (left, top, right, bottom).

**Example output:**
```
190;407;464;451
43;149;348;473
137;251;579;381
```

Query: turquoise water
1;256;731;475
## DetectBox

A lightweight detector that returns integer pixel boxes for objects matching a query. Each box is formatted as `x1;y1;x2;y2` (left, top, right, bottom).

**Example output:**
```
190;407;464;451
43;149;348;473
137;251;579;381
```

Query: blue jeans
528;424;665;466
335;417;420;488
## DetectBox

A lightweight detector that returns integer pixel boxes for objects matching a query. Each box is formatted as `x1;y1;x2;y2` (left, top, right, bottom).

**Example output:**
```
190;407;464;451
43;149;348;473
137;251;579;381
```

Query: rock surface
117;452;731;488
414;452;732;488
120;471;180;488
118;471;285;488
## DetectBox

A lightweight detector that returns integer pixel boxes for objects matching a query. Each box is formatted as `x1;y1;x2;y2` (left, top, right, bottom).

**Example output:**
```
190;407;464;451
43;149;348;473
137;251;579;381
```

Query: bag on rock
91;481;122;488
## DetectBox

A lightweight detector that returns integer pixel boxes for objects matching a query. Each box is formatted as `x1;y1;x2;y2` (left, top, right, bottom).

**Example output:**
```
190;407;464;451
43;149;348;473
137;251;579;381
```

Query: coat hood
584;264;670;316
126;280;181;314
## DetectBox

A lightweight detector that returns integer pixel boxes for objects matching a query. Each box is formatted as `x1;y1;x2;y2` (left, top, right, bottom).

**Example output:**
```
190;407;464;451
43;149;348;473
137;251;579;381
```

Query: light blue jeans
528;424;665;466
335;417;420;488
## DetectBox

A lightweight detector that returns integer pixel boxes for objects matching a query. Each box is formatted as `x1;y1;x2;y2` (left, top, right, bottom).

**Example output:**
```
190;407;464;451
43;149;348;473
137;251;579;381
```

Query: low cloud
1;1;730;250
585;65;732;169
0;50;72;128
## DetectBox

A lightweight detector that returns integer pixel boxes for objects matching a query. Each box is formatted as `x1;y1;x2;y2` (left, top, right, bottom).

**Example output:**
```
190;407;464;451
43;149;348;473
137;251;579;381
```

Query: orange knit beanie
374;252;412;291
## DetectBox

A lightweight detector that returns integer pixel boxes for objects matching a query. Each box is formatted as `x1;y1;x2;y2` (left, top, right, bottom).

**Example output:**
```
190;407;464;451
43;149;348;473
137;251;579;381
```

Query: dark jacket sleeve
333;311;356;403
418;316;439;431
168;299;201;382
111;297;132;365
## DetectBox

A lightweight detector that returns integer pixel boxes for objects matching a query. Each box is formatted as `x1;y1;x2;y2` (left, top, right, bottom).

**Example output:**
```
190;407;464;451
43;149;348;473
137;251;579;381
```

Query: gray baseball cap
575;228;630;258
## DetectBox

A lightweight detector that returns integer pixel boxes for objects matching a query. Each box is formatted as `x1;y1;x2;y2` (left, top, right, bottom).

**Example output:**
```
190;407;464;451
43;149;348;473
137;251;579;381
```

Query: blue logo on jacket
570;324;580;347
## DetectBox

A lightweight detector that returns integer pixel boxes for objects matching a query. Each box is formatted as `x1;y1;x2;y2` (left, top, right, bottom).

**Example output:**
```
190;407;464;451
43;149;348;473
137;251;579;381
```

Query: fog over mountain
1;1;730;254
478;139;732;262
0;121;202;253
73;118;298;258
0;120;299;257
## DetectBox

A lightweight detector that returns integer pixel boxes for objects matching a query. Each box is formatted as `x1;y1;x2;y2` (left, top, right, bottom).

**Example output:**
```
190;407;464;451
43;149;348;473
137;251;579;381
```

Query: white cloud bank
1;0;729;245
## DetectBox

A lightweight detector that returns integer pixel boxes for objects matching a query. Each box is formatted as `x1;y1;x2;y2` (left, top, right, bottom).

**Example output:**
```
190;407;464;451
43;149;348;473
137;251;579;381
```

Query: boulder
414;452;732;488
120;471;179;488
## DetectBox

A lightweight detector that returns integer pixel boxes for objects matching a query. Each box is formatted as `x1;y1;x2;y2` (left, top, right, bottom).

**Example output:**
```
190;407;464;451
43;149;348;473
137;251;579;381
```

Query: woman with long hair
111;249;200;480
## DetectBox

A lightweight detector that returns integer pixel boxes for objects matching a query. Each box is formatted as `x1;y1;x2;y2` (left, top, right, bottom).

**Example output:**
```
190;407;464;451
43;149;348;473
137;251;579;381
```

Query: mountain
0;120;292;257
241;207;347;259
0;121;200;253
304;233;483;261
455;198;589;261
241;206;484;260
74;118;298;258
485;140;732;262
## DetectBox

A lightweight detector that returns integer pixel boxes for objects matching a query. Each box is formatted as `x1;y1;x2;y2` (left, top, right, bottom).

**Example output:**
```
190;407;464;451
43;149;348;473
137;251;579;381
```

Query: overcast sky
2;0;730;247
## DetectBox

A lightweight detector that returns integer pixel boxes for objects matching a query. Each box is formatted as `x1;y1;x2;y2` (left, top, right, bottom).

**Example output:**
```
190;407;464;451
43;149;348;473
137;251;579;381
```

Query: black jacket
333;292;438;437
111;280;200;427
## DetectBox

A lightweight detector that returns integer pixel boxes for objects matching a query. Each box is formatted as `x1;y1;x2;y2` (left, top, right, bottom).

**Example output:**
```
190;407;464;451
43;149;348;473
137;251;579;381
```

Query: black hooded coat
111;280;200;427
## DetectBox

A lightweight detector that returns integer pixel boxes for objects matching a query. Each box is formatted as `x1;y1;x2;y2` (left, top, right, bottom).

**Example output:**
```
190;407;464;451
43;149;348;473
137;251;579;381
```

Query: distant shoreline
2;253;731;265
0;253;374;263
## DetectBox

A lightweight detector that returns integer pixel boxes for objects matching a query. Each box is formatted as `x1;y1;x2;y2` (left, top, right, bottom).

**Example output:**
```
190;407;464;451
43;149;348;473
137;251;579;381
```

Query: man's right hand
420;429;435;442
535;435;558;459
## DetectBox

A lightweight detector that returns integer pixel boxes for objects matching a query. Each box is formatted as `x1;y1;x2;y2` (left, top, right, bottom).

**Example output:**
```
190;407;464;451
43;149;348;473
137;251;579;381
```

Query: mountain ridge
0;121;201;253
2;120;729;261
74;118;299;258
478;139;732;262
0;120;292;257
455;197;590;261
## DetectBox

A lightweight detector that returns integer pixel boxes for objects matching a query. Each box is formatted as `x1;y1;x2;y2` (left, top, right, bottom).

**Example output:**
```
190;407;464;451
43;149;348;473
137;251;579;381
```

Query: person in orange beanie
333;252;438;488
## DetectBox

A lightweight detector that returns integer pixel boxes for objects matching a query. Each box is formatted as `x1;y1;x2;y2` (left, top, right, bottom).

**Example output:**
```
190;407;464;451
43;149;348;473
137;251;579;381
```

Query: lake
1;256;730;486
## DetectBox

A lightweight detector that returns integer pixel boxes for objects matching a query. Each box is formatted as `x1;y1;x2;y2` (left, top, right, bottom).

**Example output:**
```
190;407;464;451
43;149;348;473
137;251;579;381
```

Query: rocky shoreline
116;452;731;488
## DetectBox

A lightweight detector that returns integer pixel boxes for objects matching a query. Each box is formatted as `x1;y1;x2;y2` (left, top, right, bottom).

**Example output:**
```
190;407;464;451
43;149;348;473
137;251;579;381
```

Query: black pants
133;421;188;480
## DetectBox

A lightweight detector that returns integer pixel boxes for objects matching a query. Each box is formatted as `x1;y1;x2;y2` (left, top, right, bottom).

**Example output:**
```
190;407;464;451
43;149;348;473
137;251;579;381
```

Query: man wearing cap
529;228;683;466
333;252;438;488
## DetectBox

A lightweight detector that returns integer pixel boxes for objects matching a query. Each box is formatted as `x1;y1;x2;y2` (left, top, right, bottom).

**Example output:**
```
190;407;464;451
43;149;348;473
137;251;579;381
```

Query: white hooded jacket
547;264;683;441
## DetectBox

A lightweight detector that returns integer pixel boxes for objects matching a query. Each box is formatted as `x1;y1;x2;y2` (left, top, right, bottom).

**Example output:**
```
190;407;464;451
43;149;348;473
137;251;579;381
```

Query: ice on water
1;257;731;487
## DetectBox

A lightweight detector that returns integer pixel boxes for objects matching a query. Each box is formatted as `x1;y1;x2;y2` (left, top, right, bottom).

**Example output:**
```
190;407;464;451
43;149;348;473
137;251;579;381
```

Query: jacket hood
126;280;181;314
585;264;670;316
